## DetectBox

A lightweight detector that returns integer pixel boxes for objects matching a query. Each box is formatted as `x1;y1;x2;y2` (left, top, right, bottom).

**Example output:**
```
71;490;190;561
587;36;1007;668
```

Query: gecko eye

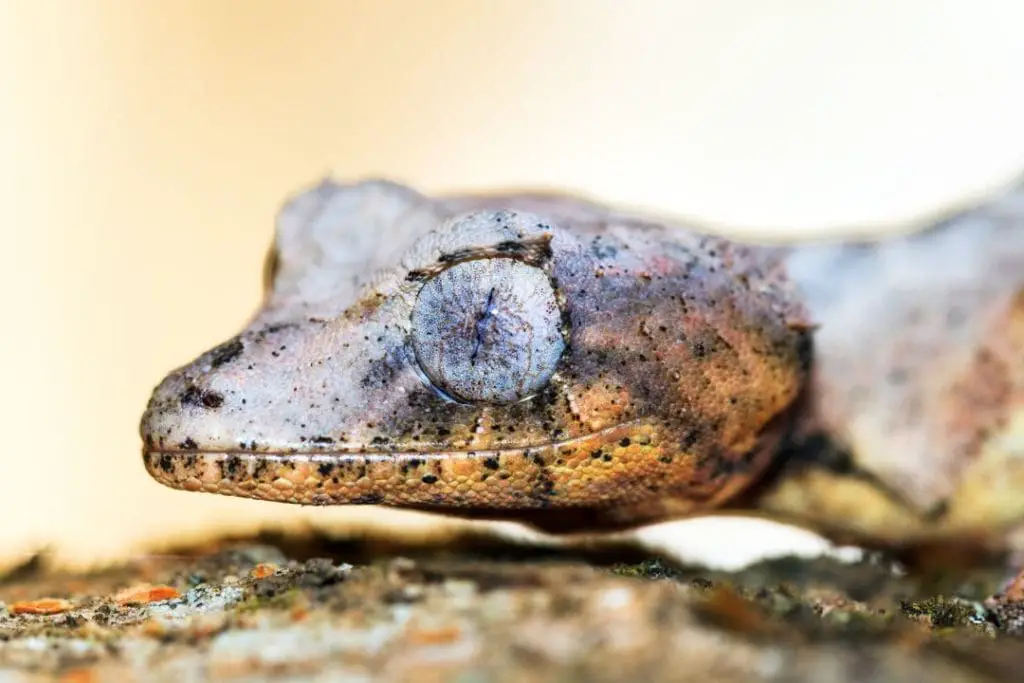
411;257;566;404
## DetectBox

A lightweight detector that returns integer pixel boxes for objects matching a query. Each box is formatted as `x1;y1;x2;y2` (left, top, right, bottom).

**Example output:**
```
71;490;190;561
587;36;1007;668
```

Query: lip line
144;419;642;458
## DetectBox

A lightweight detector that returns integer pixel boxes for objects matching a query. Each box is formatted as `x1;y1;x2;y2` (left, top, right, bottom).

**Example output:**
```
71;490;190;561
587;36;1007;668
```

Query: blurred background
1;0;1023;568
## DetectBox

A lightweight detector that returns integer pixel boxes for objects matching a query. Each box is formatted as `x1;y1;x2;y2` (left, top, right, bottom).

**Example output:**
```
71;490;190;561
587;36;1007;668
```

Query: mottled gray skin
762;182;1024;544
141;175;1024;545
141;179;809;529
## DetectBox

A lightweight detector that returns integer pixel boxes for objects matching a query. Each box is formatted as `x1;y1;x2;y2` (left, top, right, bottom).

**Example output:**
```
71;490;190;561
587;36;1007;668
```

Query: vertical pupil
471;287;498;365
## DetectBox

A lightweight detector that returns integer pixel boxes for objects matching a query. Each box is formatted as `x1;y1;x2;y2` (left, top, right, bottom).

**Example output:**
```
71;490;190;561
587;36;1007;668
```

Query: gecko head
141;181;811;523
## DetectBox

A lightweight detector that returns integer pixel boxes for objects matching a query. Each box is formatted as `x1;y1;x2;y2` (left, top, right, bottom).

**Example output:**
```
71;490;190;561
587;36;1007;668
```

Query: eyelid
404;233;554;284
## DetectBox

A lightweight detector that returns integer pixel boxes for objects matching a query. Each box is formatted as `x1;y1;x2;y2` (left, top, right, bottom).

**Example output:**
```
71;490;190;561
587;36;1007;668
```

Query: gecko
140;176;1024;552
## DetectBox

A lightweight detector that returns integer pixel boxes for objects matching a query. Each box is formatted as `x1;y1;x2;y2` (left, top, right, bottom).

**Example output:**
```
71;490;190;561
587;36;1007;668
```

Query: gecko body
141;178;1024;545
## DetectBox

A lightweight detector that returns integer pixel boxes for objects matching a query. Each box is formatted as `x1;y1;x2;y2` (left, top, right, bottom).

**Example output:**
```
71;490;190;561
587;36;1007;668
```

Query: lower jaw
141;419;729;516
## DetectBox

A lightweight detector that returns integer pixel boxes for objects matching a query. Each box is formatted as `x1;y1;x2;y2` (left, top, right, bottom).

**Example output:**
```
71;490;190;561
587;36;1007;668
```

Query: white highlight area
485;515;865;571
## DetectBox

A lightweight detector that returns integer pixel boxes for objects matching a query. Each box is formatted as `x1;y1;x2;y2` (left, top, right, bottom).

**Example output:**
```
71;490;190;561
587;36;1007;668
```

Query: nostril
201;391;225;408
180;385;225;410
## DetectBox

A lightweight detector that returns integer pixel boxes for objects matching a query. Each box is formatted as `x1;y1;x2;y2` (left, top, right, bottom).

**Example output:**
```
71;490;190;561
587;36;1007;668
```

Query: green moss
608;558;686;581
900;596;982;629
236;586;303;613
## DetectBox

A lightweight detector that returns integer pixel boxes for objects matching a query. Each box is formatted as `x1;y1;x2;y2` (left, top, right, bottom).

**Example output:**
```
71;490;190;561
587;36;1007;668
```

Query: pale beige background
2;1;1023;568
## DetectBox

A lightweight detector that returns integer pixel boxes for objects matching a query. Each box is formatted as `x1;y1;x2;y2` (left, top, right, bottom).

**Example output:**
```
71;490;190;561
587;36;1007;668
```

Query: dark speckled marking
351;493;385;504
681;430;700;450
590;237;619;260
525;451;557;503
438;248;473;264
223;454;244;480
261;323;297;335
179;386;202;408
495;240;527;255
209;338;244;368
405;269;428;282
794;329;815;374
252;458;270;479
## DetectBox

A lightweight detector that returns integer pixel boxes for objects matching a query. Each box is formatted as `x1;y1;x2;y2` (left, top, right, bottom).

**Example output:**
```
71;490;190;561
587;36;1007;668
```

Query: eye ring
411;257;566;404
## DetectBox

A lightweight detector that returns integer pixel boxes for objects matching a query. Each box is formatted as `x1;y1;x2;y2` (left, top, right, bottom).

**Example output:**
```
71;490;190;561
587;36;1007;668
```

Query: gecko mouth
142;418;730;511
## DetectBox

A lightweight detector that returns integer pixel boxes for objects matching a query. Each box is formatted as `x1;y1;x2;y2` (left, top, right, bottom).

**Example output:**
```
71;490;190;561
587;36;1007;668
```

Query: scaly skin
759;184;1024;546
140;177;1024;544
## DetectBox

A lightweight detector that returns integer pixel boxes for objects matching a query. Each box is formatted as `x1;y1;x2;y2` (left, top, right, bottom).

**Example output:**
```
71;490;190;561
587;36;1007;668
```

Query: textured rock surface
2;532;1024;682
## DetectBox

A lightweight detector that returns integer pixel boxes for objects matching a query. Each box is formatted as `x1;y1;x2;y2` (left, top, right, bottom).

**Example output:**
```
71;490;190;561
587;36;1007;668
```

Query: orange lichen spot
695;586;777;635
250;563;278;579
114;583;181;605
58;669;97;683
1002;570;1024;603
190;614;228;638
404;623;463;646
10;598;72;615
140;617;168;637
